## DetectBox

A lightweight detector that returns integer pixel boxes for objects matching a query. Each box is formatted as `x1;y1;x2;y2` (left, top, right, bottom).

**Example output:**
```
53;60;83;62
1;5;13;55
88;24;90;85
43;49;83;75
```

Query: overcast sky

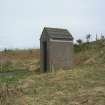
0;0;105;50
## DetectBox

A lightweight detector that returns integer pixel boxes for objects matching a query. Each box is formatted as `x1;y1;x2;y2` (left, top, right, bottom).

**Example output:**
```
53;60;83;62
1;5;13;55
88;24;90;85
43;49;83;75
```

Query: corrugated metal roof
44;27;73;40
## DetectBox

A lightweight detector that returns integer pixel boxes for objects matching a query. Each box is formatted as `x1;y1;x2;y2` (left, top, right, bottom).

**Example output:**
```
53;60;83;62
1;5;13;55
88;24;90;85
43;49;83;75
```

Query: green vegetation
0;59;39;84
0;60;39;72
0;65;105;105
0;70;32;84
0;40;105;105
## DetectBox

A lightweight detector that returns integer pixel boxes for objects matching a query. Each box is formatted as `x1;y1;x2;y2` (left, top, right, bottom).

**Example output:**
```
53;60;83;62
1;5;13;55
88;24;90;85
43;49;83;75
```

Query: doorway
43;41;47;72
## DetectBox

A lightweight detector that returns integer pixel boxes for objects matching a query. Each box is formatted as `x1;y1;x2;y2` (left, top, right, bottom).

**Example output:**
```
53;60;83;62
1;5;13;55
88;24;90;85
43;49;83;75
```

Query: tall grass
0;83;23;105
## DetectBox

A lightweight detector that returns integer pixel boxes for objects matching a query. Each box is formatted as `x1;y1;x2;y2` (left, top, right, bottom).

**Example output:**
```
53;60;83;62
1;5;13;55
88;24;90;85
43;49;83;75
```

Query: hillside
0;40;105;105
74;39;105;65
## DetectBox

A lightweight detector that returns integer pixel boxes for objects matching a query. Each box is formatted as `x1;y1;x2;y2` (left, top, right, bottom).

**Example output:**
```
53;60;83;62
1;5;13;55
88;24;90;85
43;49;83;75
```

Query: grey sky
0;0;105;49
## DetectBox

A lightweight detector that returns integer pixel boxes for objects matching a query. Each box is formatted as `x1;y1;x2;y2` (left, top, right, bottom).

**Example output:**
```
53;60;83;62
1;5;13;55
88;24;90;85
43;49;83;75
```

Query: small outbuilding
40;27;73;72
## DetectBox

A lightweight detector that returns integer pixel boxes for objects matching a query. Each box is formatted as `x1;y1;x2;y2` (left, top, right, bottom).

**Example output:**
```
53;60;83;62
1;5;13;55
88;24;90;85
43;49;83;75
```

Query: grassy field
0;40;105;105
0;65;105;105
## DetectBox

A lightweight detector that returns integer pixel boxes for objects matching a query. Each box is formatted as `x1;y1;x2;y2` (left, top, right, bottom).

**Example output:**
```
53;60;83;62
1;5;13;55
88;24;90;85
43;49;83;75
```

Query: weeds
0;83;23;105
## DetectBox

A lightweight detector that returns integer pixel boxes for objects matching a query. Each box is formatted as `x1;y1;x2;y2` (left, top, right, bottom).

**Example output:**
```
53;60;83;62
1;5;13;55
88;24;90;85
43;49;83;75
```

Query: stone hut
40;27;73;72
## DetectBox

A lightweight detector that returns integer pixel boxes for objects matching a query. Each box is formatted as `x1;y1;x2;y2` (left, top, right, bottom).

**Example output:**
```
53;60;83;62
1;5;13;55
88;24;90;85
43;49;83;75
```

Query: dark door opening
43;41;47;72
